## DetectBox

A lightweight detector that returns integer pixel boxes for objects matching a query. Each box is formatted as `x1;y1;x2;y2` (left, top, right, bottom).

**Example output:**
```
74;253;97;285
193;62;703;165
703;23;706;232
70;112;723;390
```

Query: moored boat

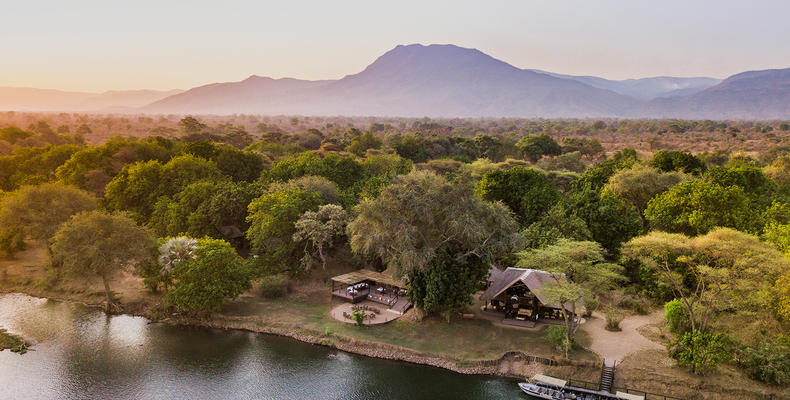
518;374;645;400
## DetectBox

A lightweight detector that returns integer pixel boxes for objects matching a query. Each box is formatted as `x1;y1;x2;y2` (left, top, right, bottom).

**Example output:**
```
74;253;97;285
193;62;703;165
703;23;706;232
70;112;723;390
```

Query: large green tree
348;171;520;317
165;238;251;312
516;134;562;162
0;183;97;255
476;167;560;226
565;188;641;255
51;210;157;310
293;204;348;270
604;164;689;230
246;188;322;274
645;180;759;236
104;154;225;222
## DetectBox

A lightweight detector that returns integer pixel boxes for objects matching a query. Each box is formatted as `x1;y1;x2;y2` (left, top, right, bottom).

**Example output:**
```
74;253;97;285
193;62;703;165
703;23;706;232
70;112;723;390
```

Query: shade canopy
331;269;405;288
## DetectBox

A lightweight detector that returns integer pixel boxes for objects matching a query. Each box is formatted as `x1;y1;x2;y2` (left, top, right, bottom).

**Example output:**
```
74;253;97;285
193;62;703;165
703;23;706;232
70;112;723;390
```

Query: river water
0;293;524;400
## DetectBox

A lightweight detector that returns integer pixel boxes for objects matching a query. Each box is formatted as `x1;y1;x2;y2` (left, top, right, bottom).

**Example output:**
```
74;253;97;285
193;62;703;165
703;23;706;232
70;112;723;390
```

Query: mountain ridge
3;44;789;119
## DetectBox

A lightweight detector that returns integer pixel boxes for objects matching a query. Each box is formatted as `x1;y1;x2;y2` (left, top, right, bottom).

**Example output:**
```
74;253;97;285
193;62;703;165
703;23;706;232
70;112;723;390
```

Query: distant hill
144;44;637;117
4;44;790;119
528;71;721;100
0;88;182;112
638;68;790;119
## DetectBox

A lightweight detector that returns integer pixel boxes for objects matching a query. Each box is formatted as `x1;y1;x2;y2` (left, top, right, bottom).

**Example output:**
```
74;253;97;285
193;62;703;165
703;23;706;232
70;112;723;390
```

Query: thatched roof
331;269;405;288
486;265;503;282
480;267;578;312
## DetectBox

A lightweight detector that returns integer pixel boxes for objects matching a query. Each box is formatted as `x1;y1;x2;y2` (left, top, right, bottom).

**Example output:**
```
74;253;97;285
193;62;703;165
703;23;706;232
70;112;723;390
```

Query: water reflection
0;293;522;400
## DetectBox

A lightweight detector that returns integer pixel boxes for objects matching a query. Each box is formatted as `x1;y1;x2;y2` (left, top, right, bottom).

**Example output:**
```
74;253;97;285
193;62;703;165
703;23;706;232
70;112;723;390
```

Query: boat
518;374;645;400
518;382;573;399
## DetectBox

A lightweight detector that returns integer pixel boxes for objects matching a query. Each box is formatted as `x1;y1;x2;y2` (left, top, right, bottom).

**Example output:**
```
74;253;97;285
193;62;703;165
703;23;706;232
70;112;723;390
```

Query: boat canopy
616;392;645;400
532;374;567;388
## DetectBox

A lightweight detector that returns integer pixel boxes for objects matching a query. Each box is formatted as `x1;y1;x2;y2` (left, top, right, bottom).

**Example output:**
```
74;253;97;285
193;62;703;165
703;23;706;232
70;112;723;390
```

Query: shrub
582;296;599;318
546;325;571;355
258;273;289;298
668;330;732;375
741;342;790;385
605;306;623;331
620;294;651;315
664;299;691;334
351;309;366;327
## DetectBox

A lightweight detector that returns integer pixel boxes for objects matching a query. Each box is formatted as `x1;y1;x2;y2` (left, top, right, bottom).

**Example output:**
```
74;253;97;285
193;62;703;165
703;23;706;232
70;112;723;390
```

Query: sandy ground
580;310;664;364
328;301;402;325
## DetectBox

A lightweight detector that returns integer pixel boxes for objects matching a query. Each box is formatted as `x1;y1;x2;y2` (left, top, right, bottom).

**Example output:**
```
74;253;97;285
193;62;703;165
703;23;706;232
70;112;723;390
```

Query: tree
0;183;97;255
246;188;322;274
178;116;206;135
476;167;560;226
623;228;789;333
649;150;706;175
165;238;251;312
521;204;592;249
104;155;224;222
706;165;777;208
348;171;520;316
157;237;198;291
268;175;341;205
51;211;157;310
645;180;758;236
516;134;561;162
572;148;638;192
565;188;641;256
604;164;689;230
517;240;624;355
293;204;348;270
346;132;383;156
669;330;731;375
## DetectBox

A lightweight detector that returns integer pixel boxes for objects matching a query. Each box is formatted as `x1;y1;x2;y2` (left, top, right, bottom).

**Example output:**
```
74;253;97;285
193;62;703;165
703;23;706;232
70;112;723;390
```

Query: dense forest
1;114;790;386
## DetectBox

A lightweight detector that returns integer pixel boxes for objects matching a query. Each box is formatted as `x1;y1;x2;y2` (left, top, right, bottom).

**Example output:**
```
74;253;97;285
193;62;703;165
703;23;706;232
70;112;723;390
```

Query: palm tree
158;237;197;291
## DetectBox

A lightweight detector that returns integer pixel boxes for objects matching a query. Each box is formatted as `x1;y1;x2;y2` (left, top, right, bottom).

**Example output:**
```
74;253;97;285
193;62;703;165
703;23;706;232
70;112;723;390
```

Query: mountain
528;70;721;100
639;68;790;119
144;44;638;117
0;87;183;112
4;44;790;119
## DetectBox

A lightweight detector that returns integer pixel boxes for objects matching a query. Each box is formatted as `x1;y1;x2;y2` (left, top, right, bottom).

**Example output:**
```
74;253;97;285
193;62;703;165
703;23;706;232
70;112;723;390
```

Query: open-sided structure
330;269;412;314
480;267;580;327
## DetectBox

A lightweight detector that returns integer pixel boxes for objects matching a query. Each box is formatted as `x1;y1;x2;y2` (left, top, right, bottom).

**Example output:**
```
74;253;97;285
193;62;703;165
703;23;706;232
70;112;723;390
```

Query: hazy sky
3;0;790;92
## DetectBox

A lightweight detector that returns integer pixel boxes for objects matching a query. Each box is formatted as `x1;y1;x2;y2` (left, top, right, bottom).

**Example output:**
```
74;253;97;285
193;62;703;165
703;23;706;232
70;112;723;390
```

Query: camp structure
479;267;581;327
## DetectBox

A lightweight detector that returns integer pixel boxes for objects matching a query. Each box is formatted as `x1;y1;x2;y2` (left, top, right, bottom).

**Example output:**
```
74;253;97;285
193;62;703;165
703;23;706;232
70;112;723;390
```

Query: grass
225;284;597;362
0;328;31;354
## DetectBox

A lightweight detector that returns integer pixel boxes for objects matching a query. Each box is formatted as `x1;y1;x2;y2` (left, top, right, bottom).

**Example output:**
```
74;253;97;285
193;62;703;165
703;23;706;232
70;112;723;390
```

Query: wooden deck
502;318;537;328
331;288;370;303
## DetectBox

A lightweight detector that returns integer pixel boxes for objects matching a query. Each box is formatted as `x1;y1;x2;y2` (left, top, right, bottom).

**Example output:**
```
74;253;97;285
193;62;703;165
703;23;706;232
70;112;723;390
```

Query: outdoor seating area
330;269;412;311
329;301;401;325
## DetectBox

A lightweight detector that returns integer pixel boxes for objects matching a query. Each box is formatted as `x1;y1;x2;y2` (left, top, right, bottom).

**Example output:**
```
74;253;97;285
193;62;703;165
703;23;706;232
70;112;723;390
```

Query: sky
2;0;790;92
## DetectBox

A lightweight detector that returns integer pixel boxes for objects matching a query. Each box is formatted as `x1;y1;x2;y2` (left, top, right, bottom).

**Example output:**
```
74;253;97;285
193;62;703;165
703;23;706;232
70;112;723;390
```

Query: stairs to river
599;359;616;393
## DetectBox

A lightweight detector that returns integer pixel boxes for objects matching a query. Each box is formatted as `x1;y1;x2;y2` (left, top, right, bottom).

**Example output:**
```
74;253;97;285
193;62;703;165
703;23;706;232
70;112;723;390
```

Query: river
0;293;525;399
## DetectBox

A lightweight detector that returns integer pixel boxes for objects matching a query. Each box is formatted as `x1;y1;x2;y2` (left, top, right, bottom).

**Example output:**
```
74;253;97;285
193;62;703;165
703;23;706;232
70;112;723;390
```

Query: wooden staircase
388;297;412;315
599;359;616;393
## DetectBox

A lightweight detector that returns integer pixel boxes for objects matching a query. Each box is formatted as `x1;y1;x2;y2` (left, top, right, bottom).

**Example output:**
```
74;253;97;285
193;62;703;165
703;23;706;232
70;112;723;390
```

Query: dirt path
581;310;664;363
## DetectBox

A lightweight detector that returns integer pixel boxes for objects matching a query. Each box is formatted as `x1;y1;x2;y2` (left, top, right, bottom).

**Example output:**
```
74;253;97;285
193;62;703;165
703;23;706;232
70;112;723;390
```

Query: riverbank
2;245;789;399
0;327;30;354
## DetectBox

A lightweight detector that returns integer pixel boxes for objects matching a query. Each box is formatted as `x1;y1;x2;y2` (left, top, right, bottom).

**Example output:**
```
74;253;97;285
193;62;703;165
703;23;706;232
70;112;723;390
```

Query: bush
351;309;366;327
664;299;691;334
582;296;599;318
741;342;790;385
620;294;651;315
668;330;732;375
605;306;623;331
258;273;289;298
546;325;571;354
